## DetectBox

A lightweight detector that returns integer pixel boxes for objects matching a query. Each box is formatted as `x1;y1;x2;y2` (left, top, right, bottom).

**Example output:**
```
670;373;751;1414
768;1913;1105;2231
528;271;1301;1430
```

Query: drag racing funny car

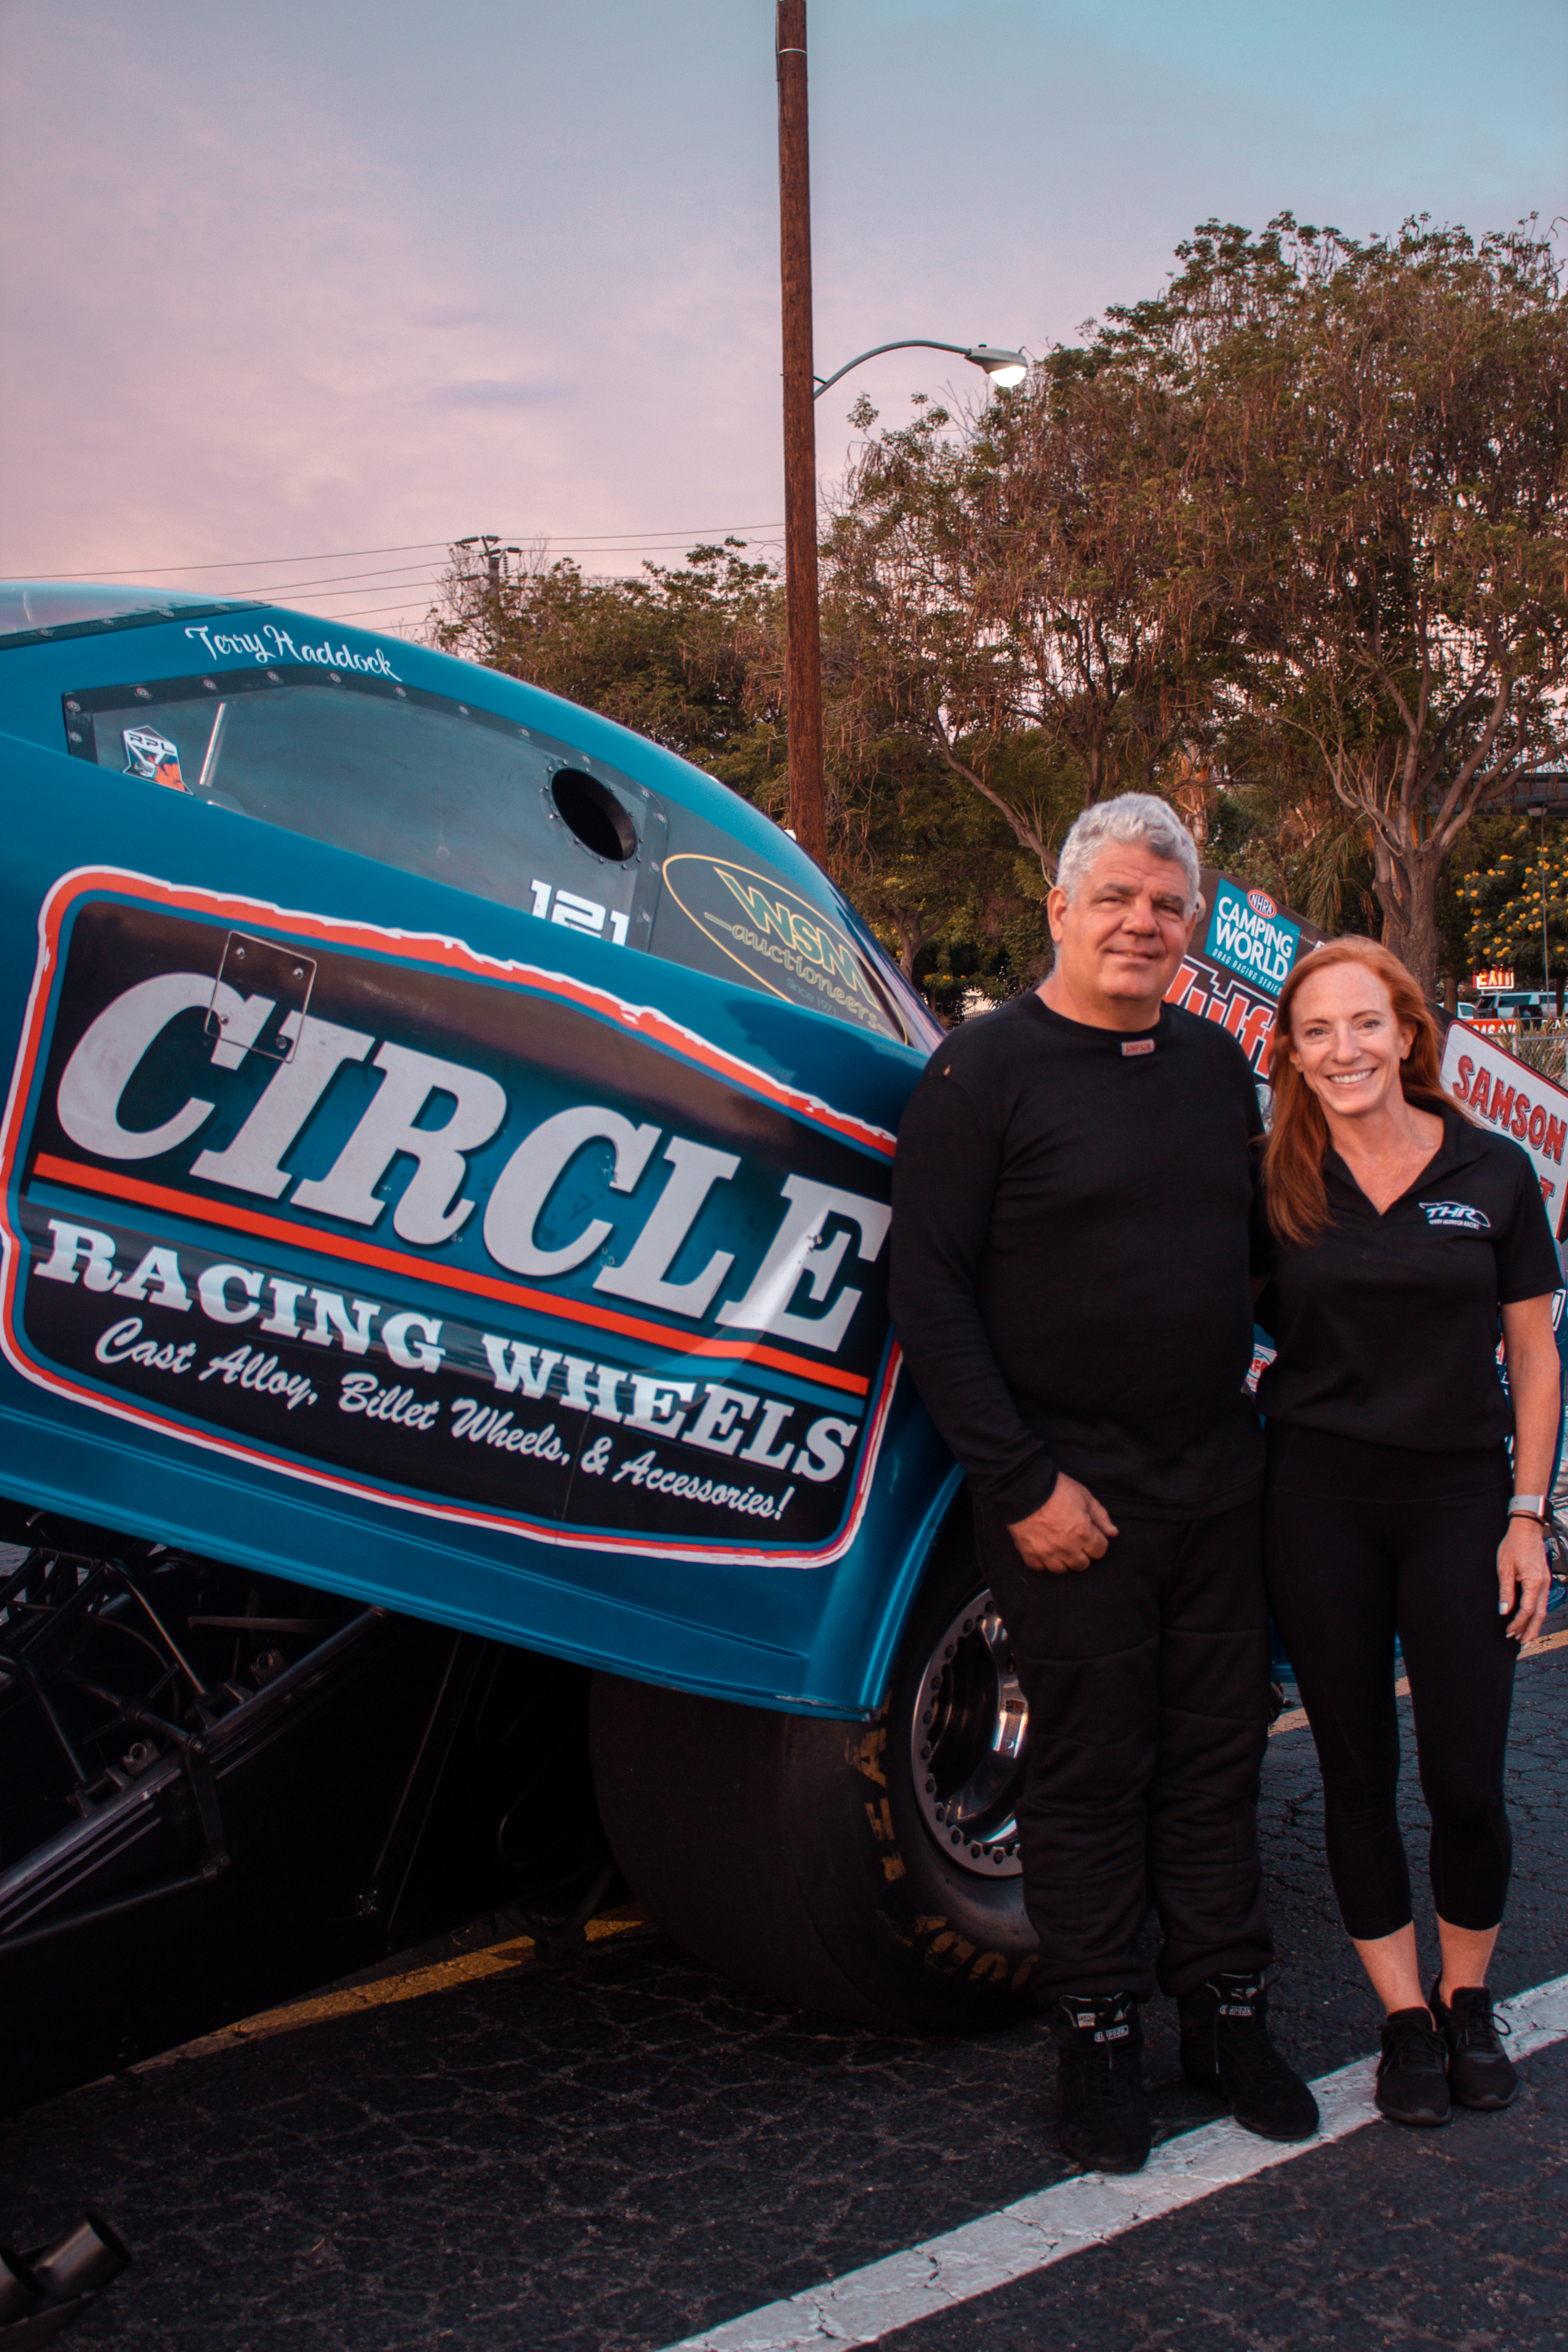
0;581;1327;2109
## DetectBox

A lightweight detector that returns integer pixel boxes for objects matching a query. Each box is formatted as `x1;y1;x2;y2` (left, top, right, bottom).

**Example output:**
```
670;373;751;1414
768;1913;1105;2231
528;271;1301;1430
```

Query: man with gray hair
890;791;1316;2174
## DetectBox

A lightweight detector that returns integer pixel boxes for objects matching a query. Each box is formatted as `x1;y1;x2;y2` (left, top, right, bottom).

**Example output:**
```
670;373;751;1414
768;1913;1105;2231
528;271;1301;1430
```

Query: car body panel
0;604;953;1717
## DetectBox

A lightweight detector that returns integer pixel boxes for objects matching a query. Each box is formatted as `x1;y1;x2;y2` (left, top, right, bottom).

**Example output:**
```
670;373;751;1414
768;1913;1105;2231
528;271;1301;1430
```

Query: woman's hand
1499;1293;1560;1643
1497;1513;1552;1644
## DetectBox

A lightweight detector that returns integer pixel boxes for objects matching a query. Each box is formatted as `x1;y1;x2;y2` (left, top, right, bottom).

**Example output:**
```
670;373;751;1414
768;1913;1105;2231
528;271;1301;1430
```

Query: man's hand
1007;1476;1119;1574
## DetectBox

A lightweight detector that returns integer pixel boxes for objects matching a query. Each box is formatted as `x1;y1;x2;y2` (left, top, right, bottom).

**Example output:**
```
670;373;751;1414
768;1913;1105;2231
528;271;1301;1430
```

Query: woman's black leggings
1264;1425;1518;1942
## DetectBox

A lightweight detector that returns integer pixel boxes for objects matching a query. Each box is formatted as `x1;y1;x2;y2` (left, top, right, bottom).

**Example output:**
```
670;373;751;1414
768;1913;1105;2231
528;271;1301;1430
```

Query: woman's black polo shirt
1255;1108;1561;1452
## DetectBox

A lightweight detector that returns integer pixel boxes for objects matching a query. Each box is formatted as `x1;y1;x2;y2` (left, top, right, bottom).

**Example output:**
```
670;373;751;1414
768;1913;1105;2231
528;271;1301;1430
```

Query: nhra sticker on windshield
0;870;902;1569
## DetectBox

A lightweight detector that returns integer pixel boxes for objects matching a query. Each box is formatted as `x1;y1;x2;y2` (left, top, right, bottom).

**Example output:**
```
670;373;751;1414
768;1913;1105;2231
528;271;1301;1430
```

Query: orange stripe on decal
18;866;896;1158
29;1152;871;1399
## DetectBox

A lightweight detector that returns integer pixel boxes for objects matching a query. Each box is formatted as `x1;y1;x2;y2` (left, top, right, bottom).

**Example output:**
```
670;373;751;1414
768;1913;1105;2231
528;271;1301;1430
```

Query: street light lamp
775;2;1026;861
813;342;1031;400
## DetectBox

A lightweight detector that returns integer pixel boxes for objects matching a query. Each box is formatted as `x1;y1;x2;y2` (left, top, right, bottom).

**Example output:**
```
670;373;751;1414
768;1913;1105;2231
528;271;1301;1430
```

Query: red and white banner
1441;1020;1568;1237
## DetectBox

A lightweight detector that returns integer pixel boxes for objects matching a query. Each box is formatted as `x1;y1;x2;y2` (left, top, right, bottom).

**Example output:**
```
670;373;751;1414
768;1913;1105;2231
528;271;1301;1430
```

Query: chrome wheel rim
908;1588;1027;1878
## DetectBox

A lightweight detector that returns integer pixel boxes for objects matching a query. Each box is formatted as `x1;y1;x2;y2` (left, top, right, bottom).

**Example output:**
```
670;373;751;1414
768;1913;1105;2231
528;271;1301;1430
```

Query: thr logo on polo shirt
1420;1200;1492;1232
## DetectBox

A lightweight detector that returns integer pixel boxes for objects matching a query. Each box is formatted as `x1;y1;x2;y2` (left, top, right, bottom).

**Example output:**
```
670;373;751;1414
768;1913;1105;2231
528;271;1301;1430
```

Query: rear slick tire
588;1509;1038;2031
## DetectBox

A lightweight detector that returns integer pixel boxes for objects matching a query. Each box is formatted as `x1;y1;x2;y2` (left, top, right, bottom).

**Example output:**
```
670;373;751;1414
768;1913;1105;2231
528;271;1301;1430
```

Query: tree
1205;752;1382;941
1452;812;1568;986
821;362;1205;882
427;538;785;794
428;215;1568;1006
1129;215;1568;994
832;729;1056;1001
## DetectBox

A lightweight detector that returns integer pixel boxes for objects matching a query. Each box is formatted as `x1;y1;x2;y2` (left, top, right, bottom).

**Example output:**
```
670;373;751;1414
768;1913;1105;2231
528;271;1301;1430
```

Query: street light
775;0;1026;861
813;342;1031;400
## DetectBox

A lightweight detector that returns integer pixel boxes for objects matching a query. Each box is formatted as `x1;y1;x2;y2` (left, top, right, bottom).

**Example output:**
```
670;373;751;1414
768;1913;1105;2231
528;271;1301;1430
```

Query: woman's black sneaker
1046;1993;1151;2175
1429;1980;1517;2110
1176;1973;1319;2142
1376;2007;1451;2127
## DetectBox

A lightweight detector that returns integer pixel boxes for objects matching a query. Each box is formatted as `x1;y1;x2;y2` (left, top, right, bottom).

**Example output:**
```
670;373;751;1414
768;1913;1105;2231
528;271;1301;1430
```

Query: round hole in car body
552;767;637;862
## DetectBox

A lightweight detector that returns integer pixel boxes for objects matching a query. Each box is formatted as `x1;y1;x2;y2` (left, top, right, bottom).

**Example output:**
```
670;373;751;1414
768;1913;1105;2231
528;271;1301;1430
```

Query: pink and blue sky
2;0;1564;633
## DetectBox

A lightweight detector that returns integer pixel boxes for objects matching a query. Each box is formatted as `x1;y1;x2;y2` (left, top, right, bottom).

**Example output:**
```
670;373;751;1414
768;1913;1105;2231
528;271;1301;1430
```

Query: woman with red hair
1257;937;1559;2129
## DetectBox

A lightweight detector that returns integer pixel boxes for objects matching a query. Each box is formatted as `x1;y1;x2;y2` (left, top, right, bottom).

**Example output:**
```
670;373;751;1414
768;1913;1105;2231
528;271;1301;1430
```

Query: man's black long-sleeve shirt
889;990;1267;1523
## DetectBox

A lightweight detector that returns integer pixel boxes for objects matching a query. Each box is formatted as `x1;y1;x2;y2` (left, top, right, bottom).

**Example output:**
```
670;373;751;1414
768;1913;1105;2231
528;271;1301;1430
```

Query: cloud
433;380;558;410
2;0;1564;631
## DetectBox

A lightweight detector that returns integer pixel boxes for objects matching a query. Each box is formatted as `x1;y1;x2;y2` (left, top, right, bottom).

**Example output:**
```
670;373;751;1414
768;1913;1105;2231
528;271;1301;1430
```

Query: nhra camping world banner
0;869;903;1568
1165;869;1329;1075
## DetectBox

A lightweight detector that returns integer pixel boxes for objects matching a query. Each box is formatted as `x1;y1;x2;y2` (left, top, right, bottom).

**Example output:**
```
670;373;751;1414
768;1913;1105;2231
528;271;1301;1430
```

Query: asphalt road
5;1647;1566;2352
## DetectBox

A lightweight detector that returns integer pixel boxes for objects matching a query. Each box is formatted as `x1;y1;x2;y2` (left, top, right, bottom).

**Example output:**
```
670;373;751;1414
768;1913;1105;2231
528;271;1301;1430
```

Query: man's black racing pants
977;1496;1273;2004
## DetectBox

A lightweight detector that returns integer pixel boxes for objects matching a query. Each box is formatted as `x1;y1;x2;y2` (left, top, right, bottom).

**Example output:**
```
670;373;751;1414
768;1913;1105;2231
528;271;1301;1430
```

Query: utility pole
776;0;827;863
455;534;519;666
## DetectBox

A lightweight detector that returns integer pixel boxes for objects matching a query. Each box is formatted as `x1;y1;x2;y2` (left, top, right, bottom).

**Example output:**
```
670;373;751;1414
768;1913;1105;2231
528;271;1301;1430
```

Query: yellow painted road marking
135;1907;646;2072
143;1630;1568;2068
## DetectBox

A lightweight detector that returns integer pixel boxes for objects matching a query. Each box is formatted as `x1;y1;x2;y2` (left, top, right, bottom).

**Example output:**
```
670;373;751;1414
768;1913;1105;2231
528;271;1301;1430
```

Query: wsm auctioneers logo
1205;878;1302;999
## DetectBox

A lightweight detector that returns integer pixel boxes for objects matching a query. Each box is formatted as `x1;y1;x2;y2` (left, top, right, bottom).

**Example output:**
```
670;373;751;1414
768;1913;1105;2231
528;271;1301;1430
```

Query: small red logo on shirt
1122;1039;1156;1056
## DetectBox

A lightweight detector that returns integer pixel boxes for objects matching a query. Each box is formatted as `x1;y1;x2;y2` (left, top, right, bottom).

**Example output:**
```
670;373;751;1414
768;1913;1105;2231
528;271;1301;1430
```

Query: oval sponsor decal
660;854;909;1043
1247;887;1277;918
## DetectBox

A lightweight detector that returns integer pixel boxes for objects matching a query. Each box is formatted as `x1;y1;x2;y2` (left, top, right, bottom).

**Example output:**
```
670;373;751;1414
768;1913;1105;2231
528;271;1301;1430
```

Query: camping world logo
1205;878;1301;998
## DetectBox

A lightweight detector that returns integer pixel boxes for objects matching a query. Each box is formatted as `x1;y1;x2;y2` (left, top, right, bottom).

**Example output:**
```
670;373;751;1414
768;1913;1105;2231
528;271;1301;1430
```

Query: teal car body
0;584;956;1721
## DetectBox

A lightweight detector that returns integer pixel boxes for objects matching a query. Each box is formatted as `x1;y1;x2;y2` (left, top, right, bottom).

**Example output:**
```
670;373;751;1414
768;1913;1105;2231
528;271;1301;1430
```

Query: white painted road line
662;1973;1568;2352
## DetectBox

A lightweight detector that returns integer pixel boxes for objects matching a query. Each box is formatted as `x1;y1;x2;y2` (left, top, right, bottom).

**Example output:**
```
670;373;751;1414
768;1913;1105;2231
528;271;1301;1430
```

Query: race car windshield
59;663;934;1047
62;666;661;953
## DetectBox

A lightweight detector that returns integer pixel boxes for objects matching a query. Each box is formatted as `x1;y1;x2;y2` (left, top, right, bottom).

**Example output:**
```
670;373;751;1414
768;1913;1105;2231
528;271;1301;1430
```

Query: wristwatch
1507;1493;1550;1526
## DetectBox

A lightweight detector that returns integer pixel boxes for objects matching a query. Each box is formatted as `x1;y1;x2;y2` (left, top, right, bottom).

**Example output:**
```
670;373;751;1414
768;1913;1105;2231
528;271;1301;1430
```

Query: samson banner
0;871;902;1566
1440;1019;1568;1238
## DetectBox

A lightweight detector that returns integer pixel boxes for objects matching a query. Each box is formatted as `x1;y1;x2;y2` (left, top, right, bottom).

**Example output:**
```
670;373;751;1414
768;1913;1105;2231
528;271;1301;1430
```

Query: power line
18;542;452;579
206;542;784;601
19;526;786;582
195;563;456;598
200;543;785;610
335;602;456;623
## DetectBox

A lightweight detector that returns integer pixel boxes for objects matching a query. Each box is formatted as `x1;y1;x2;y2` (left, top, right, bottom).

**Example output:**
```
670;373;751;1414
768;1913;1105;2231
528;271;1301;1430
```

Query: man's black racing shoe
1047;1993;1151;2175
1429;1979;1517;2111
1176;1973;1319;2142
1376;2006;1451;2127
